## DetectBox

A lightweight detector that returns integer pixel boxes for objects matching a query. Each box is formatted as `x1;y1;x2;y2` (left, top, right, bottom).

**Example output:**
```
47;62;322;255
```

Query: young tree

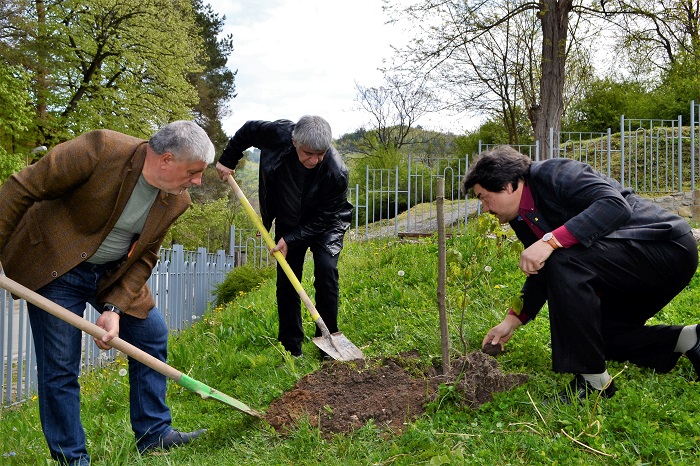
353;74;440;157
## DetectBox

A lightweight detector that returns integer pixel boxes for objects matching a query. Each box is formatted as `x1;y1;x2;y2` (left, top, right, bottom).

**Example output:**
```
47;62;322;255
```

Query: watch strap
104;304;123;316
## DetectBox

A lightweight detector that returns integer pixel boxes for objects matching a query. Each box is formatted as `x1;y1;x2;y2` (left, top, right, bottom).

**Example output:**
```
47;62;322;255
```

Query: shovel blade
312;332;364;361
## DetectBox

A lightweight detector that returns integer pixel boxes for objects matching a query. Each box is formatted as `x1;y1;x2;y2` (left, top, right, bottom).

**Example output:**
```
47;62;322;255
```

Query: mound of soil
264;351;528;435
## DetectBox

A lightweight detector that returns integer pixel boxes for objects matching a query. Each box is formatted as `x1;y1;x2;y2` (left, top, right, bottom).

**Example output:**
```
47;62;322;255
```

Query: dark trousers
533;232;698;374
275;237;340;355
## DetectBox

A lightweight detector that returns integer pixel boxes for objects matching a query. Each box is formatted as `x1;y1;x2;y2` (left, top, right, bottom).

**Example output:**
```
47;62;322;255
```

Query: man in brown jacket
0;120;214;466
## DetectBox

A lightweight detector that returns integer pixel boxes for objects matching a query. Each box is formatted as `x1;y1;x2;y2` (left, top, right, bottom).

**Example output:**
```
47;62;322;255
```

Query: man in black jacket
462;145;700;403
216;116;353;358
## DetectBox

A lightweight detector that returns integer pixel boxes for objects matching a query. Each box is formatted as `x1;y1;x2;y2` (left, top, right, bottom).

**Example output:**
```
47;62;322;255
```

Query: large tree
387;0;598;157
592;0;700;77
2;0;206;150
189;0;236;153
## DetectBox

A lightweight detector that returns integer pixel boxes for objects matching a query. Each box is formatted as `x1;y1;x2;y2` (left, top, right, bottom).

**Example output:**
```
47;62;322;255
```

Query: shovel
0;271;264;418
226;175;364;361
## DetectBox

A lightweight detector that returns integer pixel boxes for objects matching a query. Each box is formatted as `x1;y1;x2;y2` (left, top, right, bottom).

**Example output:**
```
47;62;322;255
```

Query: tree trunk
534;0;572;159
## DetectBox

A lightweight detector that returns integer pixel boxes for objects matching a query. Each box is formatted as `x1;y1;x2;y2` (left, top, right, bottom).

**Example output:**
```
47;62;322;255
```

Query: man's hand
518;240;555;275
94;310;120;350
271;237;288;258
482;314;522;350
215;162;235;181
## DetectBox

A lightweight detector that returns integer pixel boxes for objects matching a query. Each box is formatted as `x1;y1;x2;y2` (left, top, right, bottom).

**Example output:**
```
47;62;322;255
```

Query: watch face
543;232;552;240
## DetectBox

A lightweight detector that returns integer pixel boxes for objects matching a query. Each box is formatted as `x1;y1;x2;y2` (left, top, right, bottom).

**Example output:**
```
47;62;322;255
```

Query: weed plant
1;221;700;465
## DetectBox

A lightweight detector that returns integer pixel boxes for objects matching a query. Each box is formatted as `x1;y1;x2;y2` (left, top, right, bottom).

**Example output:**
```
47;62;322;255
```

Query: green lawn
2;223;699;465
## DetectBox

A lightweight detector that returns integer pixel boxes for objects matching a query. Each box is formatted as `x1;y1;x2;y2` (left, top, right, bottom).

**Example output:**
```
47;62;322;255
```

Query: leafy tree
189;0;237;153
563;78;654;132
651;51;700;121
386;0;596;157
454;120;515;157
0;62;34;172
3;0;205;146
165;197;235;251
593;0;700;79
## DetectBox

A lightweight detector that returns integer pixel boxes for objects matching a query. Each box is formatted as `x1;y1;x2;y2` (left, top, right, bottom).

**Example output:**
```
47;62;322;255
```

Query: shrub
213;263;275;306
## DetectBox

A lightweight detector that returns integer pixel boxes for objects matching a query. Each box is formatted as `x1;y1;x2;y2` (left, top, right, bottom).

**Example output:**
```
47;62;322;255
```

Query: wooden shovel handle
226;175;331;336
0;273;183;381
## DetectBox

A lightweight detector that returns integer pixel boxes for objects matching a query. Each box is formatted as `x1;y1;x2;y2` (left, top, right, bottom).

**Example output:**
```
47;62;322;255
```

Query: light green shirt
88;174;159;264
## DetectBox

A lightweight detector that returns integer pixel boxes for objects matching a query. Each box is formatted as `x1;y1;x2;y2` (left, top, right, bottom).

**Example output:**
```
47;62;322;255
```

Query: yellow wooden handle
226;175;323;323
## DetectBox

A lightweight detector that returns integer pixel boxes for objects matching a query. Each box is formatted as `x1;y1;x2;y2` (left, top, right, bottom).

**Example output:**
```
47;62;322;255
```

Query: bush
213;263;275;306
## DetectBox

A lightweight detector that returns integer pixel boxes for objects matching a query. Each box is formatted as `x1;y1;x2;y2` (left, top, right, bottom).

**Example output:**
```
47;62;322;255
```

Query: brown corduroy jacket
0;129;191;318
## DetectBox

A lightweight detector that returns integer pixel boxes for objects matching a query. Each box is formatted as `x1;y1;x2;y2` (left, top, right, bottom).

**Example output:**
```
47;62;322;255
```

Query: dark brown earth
264;350;528;435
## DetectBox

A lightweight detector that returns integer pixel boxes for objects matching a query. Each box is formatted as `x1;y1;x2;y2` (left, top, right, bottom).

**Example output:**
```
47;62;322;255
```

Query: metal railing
1;244;245;408
5;100;699;407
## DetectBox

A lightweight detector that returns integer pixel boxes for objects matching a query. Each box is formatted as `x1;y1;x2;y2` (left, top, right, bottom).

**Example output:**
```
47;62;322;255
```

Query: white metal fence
4;100;699;408
1;244;240;408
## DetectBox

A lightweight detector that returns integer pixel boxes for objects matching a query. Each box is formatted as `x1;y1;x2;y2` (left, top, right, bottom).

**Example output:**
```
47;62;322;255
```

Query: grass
2;223;700;465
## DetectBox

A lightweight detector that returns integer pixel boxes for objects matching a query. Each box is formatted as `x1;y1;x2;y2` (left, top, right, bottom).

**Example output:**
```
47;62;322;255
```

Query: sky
213;0;478;139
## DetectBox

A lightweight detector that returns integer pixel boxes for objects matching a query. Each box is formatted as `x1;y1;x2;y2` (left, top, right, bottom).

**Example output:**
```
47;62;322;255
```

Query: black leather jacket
219;119;353;256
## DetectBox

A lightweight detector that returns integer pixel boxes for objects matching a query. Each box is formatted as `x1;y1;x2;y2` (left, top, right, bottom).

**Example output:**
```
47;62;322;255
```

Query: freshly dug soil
264;351;528;435
481;342;505;356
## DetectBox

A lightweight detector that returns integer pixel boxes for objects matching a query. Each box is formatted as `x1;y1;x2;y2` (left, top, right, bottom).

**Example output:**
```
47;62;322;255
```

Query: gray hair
149;120;215;164
291;115;333;151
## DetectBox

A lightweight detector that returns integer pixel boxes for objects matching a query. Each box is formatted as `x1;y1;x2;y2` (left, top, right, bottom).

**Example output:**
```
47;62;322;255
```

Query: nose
191;173;203;186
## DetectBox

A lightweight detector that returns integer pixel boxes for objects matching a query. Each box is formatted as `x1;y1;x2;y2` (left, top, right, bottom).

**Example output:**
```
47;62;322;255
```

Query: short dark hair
461;145;531;196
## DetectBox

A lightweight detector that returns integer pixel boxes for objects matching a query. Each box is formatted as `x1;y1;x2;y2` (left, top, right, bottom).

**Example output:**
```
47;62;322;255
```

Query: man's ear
160;152;174;167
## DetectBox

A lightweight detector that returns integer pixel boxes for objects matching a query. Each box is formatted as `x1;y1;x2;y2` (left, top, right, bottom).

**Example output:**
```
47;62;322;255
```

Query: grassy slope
1;226;700;465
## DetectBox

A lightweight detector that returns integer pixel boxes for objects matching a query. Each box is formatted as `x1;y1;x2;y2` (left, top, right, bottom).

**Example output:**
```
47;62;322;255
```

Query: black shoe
68;458;90;466
685;325;700;379
551;374;617;405
138;429;207;454
319;350;332;361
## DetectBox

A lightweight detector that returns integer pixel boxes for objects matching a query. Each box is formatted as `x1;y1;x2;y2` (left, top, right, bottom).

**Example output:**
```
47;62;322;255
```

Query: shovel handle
0;265;264;415
0;273;183;381
226;175;331;337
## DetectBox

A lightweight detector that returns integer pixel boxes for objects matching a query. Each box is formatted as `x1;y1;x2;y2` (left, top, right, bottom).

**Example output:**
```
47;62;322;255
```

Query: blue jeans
27;261;172;465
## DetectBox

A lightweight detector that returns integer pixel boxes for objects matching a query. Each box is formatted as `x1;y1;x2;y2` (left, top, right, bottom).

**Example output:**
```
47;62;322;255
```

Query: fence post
196;247;207;318
678;115;683;193
691;100;696;192
171;244;185;331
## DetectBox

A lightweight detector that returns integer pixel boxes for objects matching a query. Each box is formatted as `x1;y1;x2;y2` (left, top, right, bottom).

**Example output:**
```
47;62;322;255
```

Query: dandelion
484;266;492;273
398;270;405;277
118;368;128;377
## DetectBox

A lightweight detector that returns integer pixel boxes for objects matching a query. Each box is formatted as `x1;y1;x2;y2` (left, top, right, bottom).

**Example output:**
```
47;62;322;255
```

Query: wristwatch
103;304;123;316
542;232;560;249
